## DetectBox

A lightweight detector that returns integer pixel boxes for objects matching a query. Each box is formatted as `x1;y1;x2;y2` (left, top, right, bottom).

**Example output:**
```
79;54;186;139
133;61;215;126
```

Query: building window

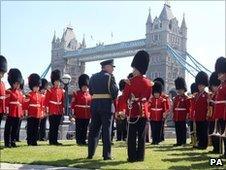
154;24;158;29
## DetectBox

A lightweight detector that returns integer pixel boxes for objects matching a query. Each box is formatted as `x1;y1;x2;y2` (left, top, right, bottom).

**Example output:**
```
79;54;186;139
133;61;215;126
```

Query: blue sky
1;1;225;90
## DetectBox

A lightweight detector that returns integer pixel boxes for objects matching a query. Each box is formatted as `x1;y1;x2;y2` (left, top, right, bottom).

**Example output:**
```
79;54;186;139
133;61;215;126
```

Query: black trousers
76;118;90;144
208;121;220;152
88;111;113;159
196;121;208;148
160;119;165;141
218;119;226;155
116;119;127;141
49;115;62;144
15;119;22;141
0;114;3;126
175;121;187;145
4;116;20;147
27;117;40;145
39;117;47;140
189;120;194;133
127;118;147;161
150;120;162;144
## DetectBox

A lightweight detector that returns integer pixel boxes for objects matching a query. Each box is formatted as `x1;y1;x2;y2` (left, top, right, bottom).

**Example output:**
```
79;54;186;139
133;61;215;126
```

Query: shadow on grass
30;158;127;169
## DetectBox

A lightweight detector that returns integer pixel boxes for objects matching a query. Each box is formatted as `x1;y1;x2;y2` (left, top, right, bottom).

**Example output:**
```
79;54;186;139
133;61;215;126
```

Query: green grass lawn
0;139;225;169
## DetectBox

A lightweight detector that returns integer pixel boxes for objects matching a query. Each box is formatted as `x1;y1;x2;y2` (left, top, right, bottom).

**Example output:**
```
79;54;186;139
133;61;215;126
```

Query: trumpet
220;124;226;138
116;111;126;120
209;119;221;137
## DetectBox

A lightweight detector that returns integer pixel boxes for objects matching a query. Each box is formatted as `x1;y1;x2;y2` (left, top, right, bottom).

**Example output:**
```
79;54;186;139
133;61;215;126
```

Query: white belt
214;100;226;104
151;108;163;111
49;101;62;105
29;104;41;107
10;101;22;106
0;96;5;100
175;108;186;111
74;105;90;108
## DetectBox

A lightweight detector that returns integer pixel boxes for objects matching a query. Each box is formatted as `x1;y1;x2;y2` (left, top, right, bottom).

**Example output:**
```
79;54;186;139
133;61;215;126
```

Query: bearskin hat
127;73;133;79
152;81;163;94
175;77;187;91
154;77;165;88
215;57;226;74
131;50;150;75
40;78;48;90
209;72;221;88
51;69;61;84
190;83;198;94
8;68;23;87
119;79;126;92
0;55;7;73
78;74;89;89
20;79;24;90
28;73;41;90
195;71;209;86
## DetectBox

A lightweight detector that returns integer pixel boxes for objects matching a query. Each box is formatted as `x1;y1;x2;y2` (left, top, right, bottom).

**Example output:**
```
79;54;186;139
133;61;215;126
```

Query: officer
87;59;118;160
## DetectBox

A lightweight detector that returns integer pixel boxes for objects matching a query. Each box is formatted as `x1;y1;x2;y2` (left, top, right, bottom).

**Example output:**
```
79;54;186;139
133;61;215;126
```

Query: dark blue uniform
88;70;118;160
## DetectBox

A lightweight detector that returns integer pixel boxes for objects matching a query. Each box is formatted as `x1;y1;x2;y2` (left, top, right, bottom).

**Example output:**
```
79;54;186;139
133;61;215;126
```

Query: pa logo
210;158;223;166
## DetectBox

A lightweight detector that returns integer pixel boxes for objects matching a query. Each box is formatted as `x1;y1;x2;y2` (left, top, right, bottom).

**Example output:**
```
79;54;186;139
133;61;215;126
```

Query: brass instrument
190;121;197;147
116;111;126;120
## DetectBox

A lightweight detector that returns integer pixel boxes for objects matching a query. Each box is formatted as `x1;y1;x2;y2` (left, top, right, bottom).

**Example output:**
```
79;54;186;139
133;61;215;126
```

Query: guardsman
24;73;43;146
38;78;49;141
122;50;153;162
194;71;209;149
15;79;24;142
149;81;166;145
153;77;170;142
188;83;198;146
4;69;24;148
87;59;118;160
173;77;190;146
208;72;221;153
0;55;7;125
214;57;226;158
115;79;127;141
71;74;91;145
45;69;64;145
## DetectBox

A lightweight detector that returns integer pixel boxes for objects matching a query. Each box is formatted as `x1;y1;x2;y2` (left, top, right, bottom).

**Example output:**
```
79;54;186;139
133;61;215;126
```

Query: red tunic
0;81;6;114
116;95;127;113
5;89;24;118
207;93;215;121
188;95;196;121
45;86;64;115
24;91;43;118
194;91;209;121
162;93;170;112
71;90;91;119
149;96;166;121
122;75;153;118
214;81;226;120
173;94;190;121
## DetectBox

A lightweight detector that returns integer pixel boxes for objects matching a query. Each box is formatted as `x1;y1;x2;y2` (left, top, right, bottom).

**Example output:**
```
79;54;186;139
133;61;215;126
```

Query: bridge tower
145;3;187;92
51;26;86;92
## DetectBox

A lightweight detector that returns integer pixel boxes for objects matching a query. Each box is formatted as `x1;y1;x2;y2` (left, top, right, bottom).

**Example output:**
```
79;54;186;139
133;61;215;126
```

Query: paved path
0;163;89;170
